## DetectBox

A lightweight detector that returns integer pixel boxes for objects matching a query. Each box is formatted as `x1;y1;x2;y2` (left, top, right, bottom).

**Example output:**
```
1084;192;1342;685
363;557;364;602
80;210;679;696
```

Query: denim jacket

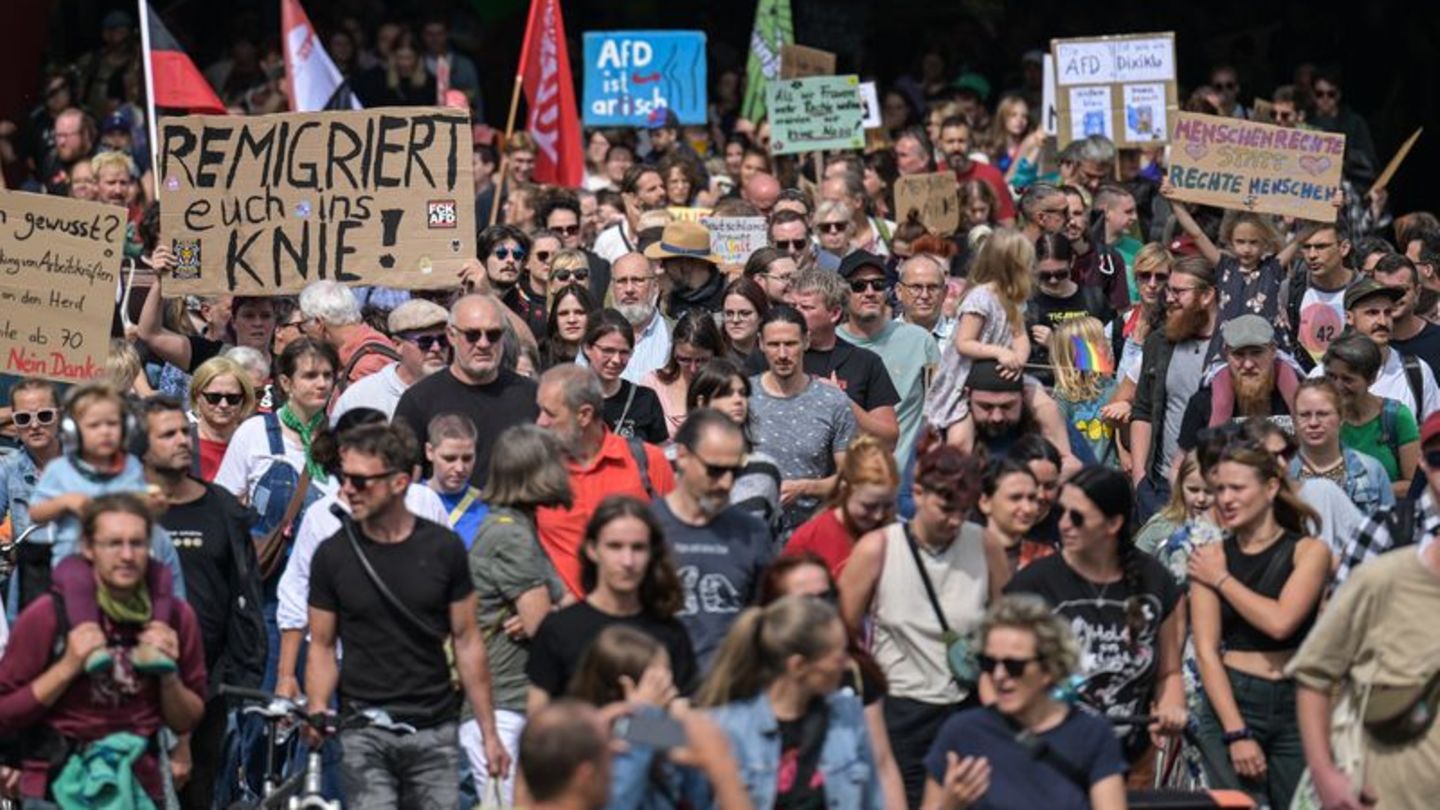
708;692;882;810
1289;448;1393;518
606;707;713;810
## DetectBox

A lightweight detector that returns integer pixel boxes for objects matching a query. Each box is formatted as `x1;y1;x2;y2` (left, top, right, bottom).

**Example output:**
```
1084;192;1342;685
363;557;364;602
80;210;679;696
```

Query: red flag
517;0;583;187
144;2;226;113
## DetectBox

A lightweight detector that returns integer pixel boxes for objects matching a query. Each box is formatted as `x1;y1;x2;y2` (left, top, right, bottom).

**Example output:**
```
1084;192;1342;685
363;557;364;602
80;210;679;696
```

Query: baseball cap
951;72;991;102
101;10;134;30
1344;277;1403;311
387;299;449;334
1221;314;1275;349
838;250;886;280
101;111;131;135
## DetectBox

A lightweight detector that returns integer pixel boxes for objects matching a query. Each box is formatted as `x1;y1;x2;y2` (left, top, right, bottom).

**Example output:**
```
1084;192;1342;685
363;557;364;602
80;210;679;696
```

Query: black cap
967;360;1023;393
838;249;886;279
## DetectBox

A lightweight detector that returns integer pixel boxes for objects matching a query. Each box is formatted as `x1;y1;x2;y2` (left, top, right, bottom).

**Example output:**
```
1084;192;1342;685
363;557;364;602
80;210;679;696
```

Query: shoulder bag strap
338;514;446;643
448;487;480;526
614;383;638;433
902;522;952;636
255;469;311;580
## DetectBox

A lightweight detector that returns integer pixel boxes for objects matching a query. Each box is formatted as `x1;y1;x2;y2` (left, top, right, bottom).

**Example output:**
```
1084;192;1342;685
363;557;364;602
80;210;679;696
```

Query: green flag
741;0;793;122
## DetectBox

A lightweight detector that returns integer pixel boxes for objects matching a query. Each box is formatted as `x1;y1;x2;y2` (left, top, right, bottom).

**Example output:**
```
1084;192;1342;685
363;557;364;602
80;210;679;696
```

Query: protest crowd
0;1;1437;809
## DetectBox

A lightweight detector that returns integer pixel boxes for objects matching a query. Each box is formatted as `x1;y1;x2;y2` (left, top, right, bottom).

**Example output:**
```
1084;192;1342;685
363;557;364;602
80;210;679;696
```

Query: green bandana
279;404;328;483
96;580;151;625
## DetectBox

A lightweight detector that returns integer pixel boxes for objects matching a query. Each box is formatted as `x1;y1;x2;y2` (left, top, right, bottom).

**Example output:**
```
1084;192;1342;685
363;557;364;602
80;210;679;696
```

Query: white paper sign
1042;54;1058;136
702;216;769;266
1068;86;1112;142
1055;36;1174;86
1110;38;1176;82
859;82;881;129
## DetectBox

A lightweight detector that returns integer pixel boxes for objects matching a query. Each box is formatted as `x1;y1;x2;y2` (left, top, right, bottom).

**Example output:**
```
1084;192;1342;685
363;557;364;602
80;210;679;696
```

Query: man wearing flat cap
1175;314;1304;456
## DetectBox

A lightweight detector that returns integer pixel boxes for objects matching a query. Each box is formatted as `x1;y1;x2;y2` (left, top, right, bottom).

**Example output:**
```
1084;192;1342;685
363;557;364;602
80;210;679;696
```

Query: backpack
248;412;322;574
1401;354;1426;418
1376;398;1405;471
331;341;401;400
624;435;657;500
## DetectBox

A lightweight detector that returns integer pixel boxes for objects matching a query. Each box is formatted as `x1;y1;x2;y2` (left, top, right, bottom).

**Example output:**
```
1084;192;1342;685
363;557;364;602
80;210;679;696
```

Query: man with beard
332;299;451;420
1131;256;1222;521
39;107;94;195
652;410;772;668
581;253;671;382
1310;278;1440;422
1175;315;1302;458
645;221;727;321
936;116;1016;225
1374;253;1440;378
534;364;674;598
1063;184;1130;313
593;165;666;263
964;361;1095;467
1018;184;1069;243
536;191;611;300
135;396;265;809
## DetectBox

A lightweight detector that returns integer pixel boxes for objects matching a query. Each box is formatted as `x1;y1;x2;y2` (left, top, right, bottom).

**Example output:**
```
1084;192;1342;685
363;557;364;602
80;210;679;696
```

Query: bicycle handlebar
219;684;428;734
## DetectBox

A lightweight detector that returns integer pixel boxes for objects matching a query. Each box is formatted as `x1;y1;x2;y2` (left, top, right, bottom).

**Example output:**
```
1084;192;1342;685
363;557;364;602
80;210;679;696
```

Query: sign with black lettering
157;107;475;295
894;171;960;237
0;191;122;382
1051;32;1177;148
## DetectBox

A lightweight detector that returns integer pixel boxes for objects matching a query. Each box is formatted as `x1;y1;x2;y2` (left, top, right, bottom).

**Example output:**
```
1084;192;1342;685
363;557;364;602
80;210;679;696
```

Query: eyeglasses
451;326;506;345
1136;271;1170;285
552;269;590;284
818;221;847;233
774;239;809;252
1037;270;1070;285
901;282;943;296
338;469;399;490
12;408;58;427
492;247;526;261
278;318;308;332
200;392;244;407
761;271;795;284
849;278;887;294
402;332;450;352
553;224;581;236
1165;284;1202;299
534;251;554;263
977;654;1036;679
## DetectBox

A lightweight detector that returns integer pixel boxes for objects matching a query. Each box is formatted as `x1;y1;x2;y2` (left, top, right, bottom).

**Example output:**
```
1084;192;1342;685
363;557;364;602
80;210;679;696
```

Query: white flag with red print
281;0;360;111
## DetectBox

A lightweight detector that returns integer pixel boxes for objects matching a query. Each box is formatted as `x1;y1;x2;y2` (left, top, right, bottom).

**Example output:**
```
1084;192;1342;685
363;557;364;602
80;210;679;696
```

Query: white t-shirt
276;485;448;631
1296;284;1347;366
331;363;409;424
214;413;339;504
1299;478;1364;557
592;222;636;263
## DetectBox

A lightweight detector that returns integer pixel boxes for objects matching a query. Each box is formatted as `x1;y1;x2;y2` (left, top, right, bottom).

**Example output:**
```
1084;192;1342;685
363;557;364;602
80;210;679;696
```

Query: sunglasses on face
452;327;506;346
1037;271;1070;285
534;251;554;263
1062;508;1088;528
849;278;887;293
338;469;399;490
1137;271;1170;285
693;456;745;480
403;332;450;352
1214;81;1237;90
492;247;526;261
12;408;58;427
774;239;809;252
818;221;847;233
551;269;589;284
1314;89;1338;99
200;392;244;407
553;224;581;236
977;654;1036;679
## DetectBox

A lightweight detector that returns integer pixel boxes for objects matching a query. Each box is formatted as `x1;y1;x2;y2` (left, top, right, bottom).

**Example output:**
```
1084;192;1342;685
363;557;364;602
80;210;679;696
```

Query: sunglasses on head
12;408;57;427
977;654;1036;679
552;269;589;284
849;278;887;293
554;224;581;236
403;333;450;352
492;247;526;261
774;239;809;251
338;469;399;490
200;392;244;407
452;326;506;345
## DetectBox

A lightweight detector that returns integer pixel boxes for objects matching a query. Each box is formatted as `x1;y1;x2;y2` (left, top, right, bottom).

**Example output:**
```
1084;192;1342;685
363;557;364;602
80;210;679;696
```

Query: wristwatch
1221;727;1254;745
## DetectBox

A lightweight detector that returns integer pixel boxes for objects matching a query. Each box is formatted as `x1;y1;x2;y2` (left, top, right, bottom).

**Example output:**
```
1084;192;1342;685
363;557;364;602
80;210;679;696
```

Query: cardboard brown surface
780;45;836;79
157;107;476;295
0;191;124;382
1051;32;1177;148
894;171;960;237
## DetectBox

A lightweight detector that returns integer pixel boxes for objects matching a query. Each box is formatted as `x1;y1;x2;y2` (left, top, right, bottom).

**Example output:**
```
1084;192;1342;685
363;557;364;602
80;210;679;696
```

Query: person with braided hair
1005;466;1187;775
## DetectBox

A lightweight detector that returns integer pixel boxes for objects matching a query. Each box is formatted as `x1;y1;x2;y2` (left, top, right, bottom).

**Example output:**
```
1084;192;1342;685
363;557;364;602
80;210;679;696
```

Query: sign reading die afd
583;31;707;127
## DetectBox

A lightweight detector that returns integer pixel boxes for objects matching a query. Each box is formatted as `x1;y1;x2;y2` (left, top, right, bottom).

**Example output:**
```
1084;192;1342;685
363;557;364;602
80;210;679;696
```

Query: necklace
1065;552;1119;602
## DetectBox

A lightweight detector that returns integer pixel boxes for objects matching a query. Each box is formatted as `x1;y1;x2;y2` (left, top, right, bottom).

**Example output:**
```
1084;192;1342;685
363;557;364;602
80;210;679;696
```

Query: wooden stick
812;151;823;185
489;73;526;228
1372;127;1423;194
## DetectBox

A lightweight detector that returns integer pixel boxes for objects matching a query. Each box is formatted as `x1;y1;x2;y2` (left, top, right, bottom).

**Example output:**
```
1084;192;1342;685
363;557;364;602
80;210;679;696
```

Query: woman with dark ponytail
1005;466;1187;771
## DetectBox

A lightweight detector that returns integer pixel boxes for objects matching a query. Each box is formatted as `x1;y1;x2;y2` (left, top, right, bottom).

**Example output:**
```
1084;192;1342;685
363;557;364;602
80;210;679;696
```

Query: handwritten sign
767;76;865;155
0;191;123;382
702;216;768;267
894;171;960;237
859;82;881;129
780;45;836;79
666;206;713;223
1168;112;1345;222
157;107;475;296
582;31;706;127
1051;32;1177;148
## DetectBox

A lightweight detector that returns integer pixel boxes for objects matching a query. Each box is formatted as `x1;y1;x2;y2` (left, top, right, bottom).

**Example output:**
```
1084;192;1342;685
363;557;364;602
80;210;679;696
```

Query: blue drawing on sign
1083;110;1107;136
583;31;707;127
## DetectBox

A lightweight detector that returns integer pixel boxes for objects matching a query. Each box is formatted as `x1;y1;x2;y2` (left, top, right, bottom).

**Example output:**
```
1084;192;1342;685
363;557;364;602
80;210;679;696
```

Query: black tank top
1218;531;1317;652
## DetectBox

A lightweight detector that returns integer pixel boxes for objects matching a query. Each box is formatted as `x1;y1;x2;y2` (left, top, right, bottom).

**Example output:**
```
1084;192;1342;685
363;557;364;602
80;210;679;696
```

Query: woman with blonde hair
188;355;257;481
784;434;900;577
545;249;591;301
987;95;1036;175
1048;316;1118;465
1100;242;1173;471
104;338;152;396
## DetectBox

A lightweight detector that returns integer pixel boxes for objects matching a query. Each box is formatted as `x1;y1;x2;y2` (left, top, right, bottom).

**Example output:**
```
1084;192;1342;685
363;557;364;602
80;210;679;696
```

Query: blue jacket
1289;448;1393;518
708;691;882;810
606;707;713;810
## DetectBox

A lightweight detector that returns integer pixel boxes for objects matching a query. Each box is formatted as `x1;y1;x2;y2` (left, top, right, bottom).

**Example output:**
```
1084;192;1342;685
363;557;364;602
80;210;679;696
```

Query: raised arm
135;247;197;371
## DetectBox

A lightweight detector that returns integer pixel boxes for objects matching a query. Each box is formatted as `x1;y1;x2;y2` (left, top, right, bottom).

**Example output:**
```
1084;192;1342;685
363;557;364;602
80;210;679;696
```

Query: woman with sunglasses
583;309;669;445
188;356;257;482
720;277;771;367
1098;243;1172;471
758;553;908;810
539;284;597;371
640;311;724;441
1006;466;1187;774
546;249;592;299
785;435;900;578
519;229;563;336
920;595;1127;810
1186;437;1330;809
815;199;857;260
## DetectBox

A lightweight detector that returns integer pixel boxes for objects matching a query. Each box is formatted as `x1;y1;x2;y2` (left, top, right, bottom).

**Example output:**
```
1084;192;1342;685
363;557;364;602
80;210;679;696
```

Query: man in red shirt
298;280;399;386
535;364;674;596
938;116;1016;226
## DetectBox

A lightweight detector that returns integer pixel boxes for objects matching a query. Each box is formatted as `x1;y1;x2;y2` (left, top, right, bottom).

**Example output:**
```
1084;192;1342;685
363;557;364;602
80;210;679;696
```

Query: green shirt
1113;235;1144;305
838;320;942;471
1341;402;1419;481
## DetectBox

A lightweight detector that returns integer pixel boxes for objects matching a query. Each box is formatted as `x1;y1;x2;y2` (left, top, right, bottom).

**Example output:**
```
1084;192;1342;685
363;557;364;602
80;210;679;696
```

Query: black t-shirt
308;518;473;727
1028;287;1116;385
1392;321;1440;381
393;368;539;487
161;486;237;672
186;335;225;374
1176;385;1292;453
776;698;829;810
604;380;669;444
526;601;698;698
1005;552;1182;760
802;341;900;411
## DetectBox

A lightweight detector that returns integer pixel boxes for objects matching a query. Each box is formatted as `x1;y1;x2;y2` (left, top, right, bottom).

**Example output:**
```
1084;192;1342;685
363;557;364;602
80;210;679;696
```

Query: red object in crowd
517;0;584;187
144;2;226;114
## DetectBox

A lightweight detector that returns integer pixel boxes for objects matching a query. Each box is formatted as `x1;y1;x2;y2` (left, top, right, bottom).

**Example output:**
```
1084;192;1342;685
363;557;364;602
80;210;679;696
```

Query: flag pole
490;0;541;228
137;0;161;201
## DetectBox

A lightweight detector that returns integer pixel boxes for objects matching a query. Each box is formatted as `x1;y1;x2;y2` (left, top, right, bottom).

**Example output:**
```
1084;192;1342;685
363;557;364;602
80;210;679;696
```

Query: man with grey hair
821;171;894;257
579;252;671;382
332;299;451;421
1019;183;1070;243
394;294;539;488
1060;134;1117;194
298;279;398;386
895;254;957;345
534;364;673;597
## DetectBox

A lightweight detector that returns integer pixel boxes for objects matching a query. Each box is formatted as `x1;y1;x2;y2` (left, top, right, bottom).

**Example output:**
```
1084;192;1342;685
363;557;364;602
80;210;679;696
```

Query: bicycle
219;685;419;810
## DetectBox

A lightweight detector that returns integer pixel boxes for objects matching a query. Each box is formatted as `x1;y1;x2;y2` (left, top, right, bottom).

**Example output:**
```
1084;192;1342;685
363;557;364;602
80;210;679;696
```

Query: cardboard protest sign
0;191;123;382
1042;54;1058;136
859;82;881;129
582;31;706;127
702;216;768;267
767;75;865;155
894;171;959;237
1051;32;1177;148
1373;127;1422;193
780;45;836;79
1251;98;1275;124
157;107;475;296
1168;112;1345;222
667;206;713;223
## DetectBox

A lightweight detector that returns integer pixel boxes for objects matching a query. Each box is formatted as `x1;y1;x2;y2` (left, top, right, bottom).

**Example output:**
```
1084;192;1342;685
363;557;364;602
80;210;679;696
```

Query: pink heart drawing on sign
1184;142;1208;160
1298;155;1331;176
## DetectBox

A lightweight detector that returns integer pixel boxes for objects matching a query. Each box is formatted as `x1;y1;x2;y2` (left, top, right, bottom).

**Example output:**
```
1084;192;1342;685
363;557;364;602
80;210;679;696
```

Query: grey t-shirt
653;499;775;669
748;375;858;533
468;506;567;712
1161;338;1207;475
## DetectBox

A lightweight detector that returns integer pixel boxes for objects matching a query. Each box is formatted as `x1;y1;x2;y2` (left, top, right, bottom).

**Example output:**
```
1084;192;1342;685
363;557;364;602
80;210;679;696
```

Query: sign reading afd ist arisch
583;31;707;127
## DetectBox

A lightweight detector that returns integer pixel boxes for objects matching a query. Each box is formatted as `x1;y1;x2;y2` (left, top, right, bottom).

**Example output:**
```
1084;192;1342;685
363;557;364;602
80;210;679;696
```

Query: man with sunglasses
769;210;839;274
1209;65;1249;119
478;224;540;333
1018;184;1068;244
653;410;772;668
1309;70;1378;192
333;300;451;422
537;191;611;300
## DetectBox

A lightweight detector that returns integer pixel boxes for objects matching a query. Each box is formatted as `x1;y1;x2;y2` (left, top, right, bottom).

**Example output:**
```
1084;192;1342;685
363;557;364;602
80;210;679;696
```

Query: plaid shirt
1337;489;1439;587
